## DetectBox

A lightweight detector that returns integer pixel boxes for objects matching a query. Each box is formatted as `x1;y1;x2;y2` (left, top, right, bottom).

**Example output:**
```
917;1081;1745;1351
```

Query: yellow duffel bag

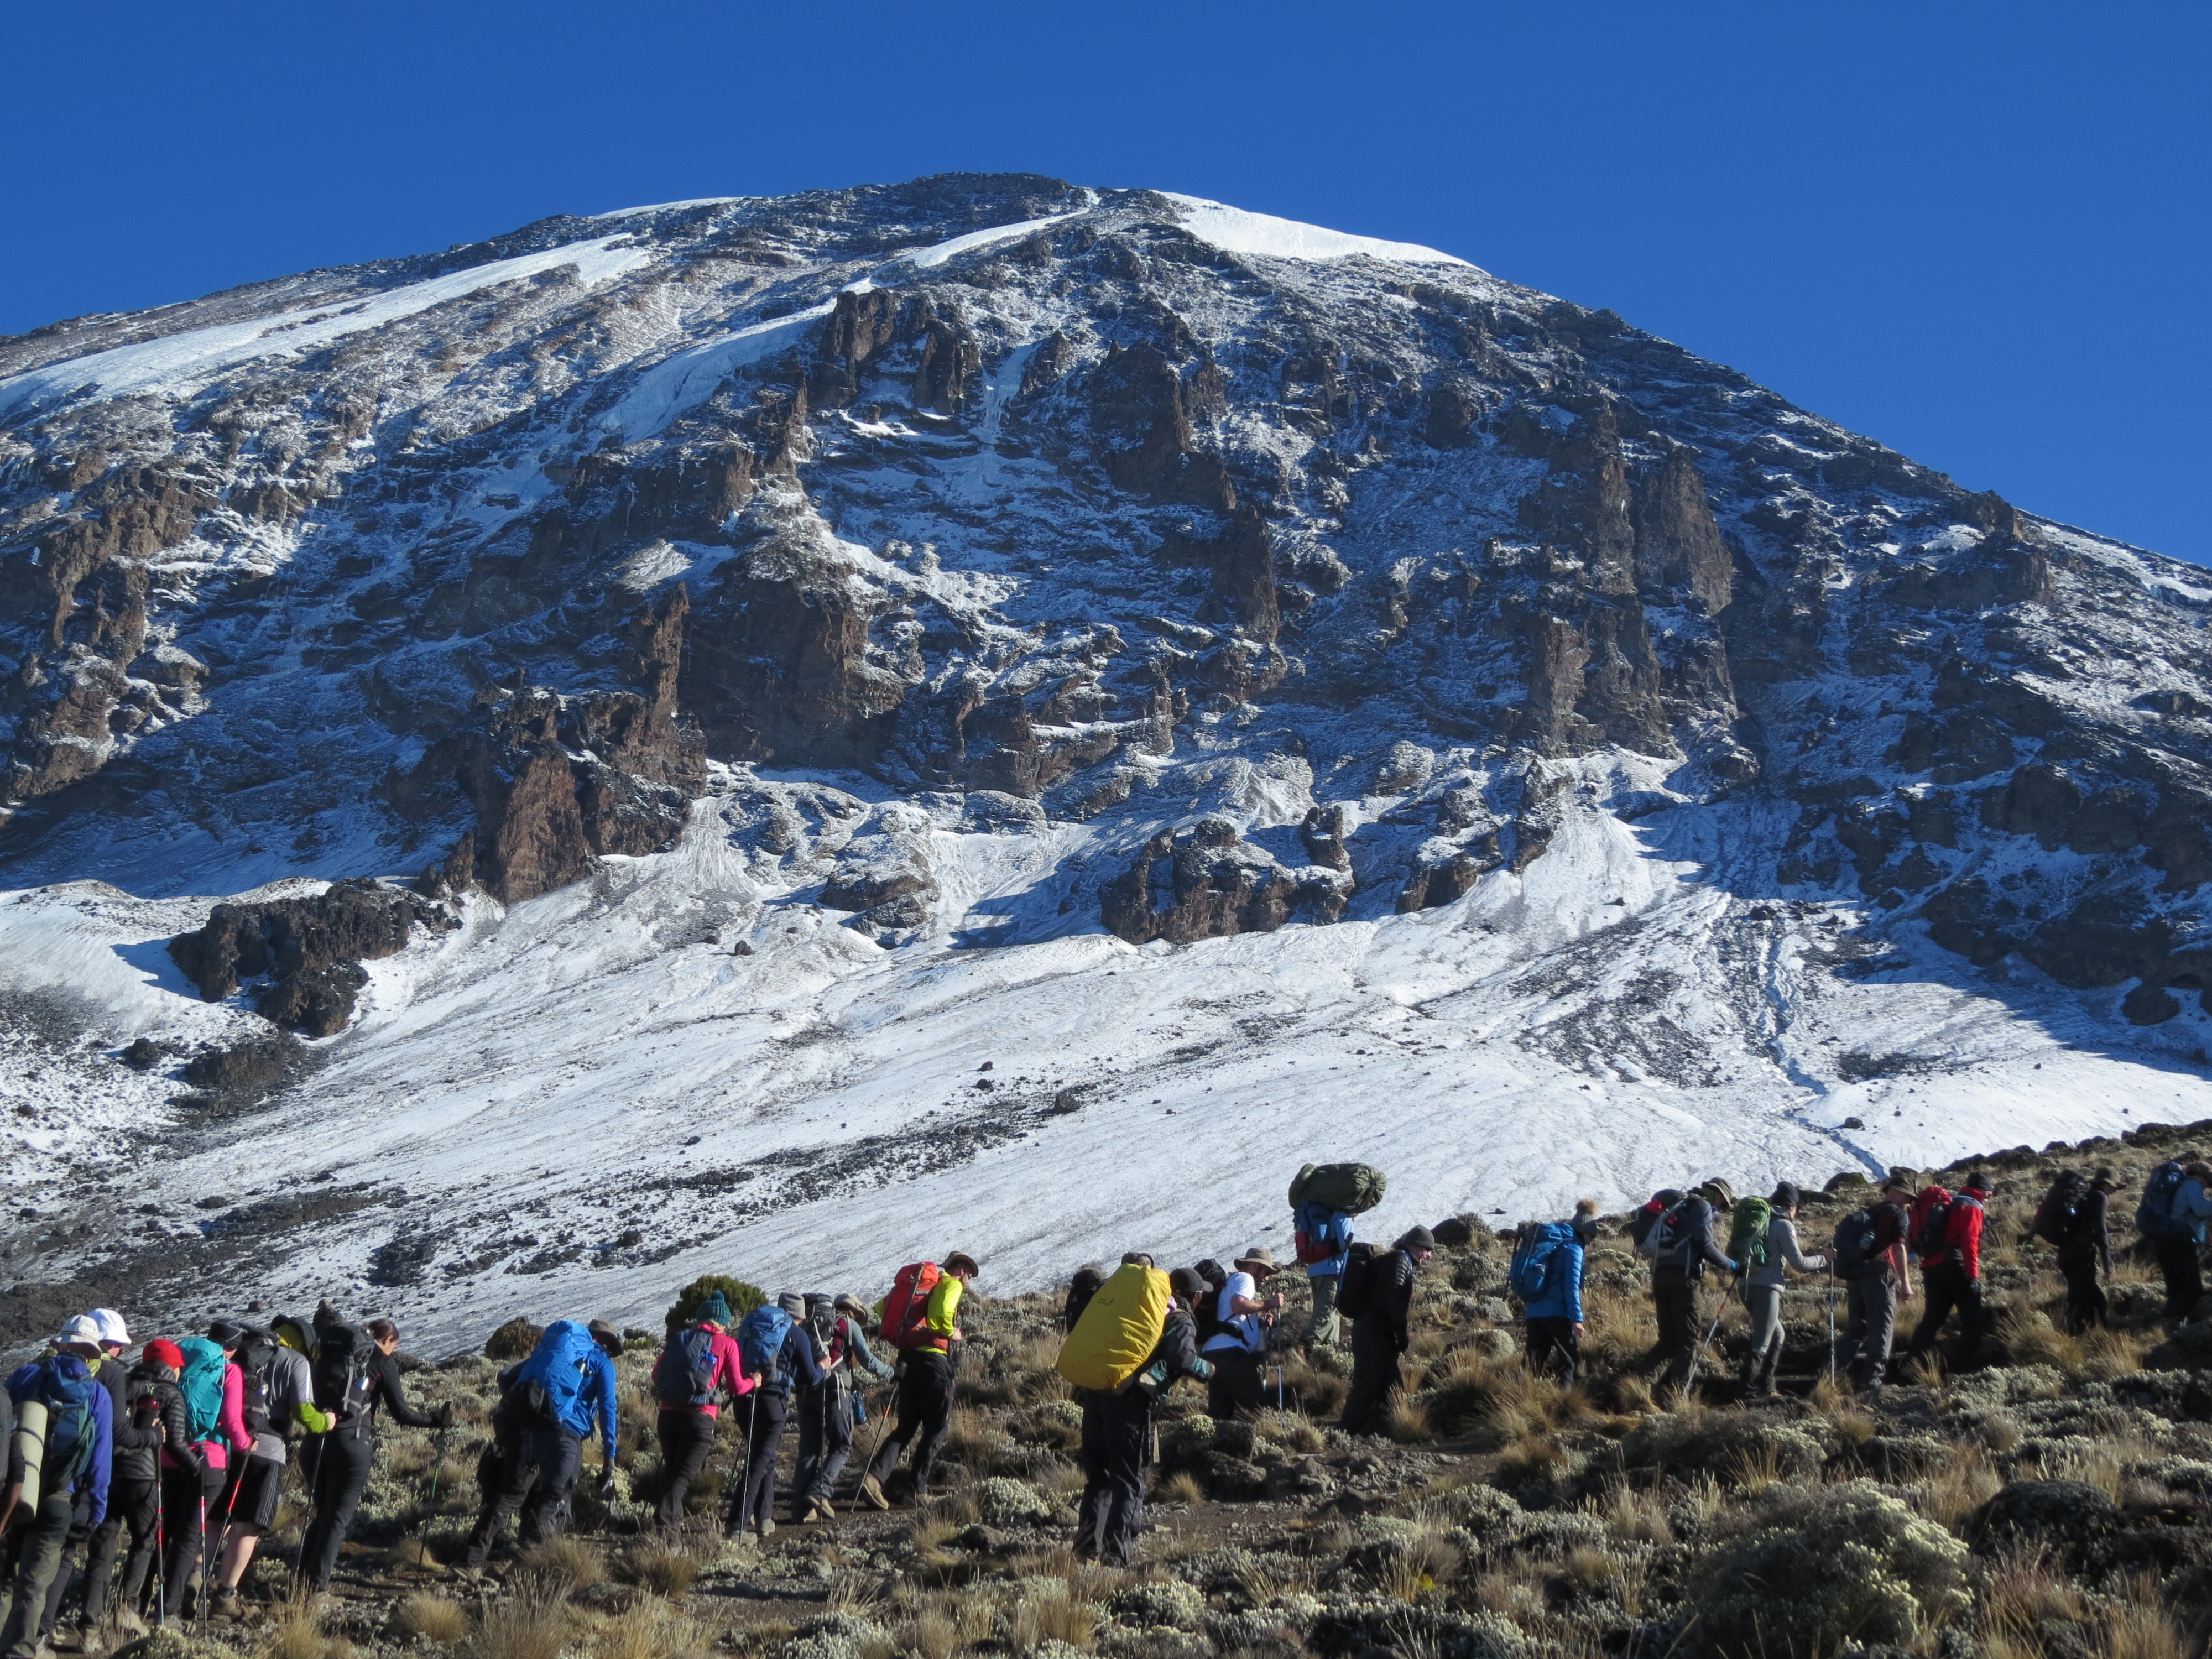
1056;1264;1170;1392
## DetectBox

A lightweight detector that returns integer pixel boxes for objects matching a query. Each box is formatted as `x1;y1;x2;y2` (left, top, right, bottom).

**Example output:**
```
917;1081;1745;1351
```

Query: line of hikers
7;1154;2210;1634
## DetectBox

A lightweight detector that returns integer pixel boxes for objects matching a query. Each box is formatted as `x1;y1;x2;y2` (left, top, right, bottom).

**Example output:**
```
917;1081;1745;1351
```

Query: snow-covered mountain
5;173;2210;1353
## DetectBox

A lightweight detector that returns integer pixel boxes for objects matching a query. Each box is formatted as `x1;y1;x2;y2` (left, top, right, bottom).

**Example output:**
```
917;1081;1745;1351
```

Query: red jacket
1934;1194;1985;1279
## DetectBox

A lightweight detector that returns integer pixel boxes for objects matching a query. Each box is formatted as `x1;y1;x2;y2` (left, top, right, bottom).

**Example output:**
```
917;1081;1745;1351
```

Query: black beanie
1768;1182;1801;1209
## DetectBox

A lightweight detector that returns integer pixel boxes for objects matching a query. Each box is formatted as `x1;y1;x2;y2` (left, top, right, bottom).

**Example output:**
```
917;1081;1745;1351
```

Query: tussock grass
1157;1469;1205;1506
1387;1395;1435;1443
398;1594;470;1645
615;1538;701;1598
1011;1579;1098;1653
516;1535;604;1599
600;1604;708;1659
260;1603;341;1659
468;1595;570;1659
1600;1480;1673;1545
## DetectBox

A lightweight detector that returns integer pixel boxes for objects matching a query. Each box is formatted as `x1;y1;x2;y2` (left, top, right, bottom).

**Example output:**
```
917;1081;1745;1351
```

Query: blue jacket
1522;1229;1586;1324
760;1323;828;1399
7;1354;113;1526
1297;1203;1354;1279
517;1321;619;1463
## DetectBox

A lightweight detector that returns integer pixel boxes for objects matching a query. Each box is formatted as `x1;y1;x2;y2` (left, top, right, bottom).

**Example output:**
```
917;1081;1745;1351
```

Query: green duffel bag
1288;1161;1388;1215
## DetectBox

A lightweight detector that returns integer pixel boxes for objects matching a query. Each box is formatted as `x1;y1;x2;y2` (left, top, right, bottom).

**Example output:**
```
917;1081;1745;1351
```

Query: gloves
596;1470;618;1501
435;1404;456;1430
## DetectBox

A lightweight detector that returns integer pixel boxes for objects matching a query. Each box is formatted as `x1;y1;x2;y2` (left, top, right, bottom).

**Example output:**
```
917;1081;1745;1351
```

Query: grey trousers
1304;1272;1343;1348
1;1491;77;1659
1741;1284;1785;1390
1835;1272;1898;1389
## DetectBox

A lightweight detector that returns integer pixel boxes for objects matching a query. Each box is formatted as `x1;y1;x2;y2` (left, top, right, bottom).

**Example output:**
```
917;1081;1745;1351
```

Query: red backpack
1909;1186;1955;1258
880;1261;943;1350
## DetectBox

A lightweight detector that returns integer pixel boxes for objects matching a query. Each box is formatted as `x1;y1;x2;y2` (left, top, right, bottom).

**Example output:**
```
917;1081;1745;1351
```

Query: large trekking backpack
2138;1162;2188;1238
1631;1191;1684;1258
880;1262;944;1351
1832;1209;1877;1278
16;1356;101;1503
513;1319;603;1428
1726;1198;1774;1271
1509;1222;1575;1303
233;1326;281;1439
2032;1172;2085;1246
1334;1241;1383;1319
654;1325;722;1408
1645;1198;1695;1264
310;1323;379;1426
737;1306;795;1384
1293;1202;1351;1265
1287;1163;1387;1216
1909;1186;1956;1258
176;1337;230;1447
1056;1264;1170;1392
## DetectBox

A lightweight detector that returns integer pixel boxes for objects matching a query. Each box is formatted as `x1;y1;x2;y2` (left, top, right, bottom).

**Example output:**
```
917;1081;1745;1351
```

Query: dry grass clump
468;1594;570;1659
1011;1578;1099;1653
1157;1469;1206;1506
260;1603;348;1659
599;1603;710;1659
398;1593;471;1645
615;1538;702;1598
1254;1408;1327;1454
1599;1480;1674;1545
516;1535;606;1599
1379;1529;1461;1602
1978;1555;2088;1659
1914;1441;2004;1532
1280;1360;1348;1420
1387;1395;1434;1443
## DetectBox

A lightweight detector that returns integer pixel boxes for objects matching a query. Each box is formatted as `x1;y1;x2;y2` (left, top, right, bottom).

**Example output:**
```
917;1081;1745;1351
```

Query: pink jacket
164;1361;251;1473
656;1323;754;1420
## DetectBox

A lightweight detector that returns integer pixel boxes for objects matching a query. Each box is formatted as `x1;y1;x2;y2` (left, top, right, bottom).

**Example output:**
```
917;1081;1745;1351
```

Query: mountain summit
3;173;2208;1347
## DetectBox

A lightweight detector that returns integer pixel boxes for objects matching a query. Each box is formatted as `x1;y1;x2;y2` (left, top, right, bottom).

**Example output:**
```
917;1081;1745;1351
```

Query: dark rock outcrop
1102;816;1344;946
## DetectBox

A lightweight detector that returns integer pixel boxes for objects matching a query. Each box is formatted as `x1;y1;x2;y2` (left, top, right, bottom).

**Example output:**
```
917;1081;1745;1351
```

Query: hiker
25;1308;135;1650
158;1329;248;1619
1902;1171;1994;1372
200;1318;320;1617
0;1317;112;1659
1738;1185;1830;1397
651;1293;753;1531
1200;1248;1284;1420
459;1318;617;1570
2055;1168;2120;1333
1064;1265;1107;1331
93;1336;190;1632
1520;1201;1599;1386
724;1294;827;1540
1833;1176;1915;1393
2141;1159;2212;1322
1339;1227;1433;1436
1295;1194;1355;1349
298;1318;451;1593
1646;1179;1739;1399
858;1252;979;1511
791;1293;895;1524
1074;1267;1212;1565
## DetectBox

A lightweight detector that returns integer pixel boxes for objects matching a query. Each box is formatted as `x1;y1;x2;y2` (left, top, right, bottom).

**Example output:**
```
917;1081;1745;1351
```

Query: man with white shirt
1199;1248;1282;1420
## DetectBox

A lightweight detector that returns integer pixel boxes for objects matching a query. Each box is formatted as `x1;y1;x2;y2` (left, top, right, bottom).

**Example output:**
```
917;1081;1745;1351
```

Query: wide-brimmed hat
587;1319;625;1355
1697;1177;1736;1211
55;1314;102;1351
88;1308;130;1347
1233;1247;1278;1277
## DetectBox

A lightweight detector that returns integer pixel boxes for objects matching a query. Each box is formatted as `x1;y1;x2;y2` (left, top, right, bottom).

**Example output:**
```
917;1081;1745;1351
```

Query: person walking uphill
159;1329;249;1619
858;1253;979;1511
1833;1176;1914;1394
792;1294;894;1524
207;1318;324;1618
724;1295;827;1541
96;1338;191;1632
460;1319;616;1571
1201;1249;1284;1420
1646;1179;1739;1401
1074;1267;1212;1566
651;1294;753;1531
298;1318;451;1594
1339;1227;1433;1436
1518;1202;1598;1386
2054;1168;2120;1334
0;1317;112;1659
2139;1159;2212;1323
1903;1171;1994;1372
1738;1185;1829;1396
1295;1197;1356;1350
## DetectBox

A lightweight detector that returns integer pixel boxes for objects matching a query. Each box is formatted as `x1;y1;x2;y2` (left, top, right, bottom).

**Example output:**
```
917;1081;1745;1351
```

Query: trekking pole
1681;1311;1725;1396
416;1421;452;1569
152;1475;167;1631
1825;1279;1839;1386
202;1465;246;1631
191;1487;209;1632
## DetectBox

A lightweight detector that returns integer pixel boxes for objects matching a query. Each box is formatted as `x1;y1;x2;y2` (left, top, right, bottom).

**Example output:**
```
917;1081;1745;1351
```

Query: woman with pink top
160;1331;249;1620
650;1292;755;1530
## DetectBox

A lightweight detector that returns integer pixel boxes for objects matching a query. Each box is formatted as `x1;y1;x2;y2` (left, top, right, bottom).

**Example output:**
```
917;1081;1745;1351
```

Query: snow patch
1162;193;1475;268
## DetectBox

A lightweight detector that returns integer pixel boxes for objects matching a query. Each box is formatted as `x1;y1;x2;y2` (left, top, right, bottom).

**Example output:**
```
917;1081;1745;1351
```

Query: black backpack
1335;1242;1383;1319
1832;1209;1876;1278
233;1327;281;1439
310;1323;378;1425
2032;1172;2084;1246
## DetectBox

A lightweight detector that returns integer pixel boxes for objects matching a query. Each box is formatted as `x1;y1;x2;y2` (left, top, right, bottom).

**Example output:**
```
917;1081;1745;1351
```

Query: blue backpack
2138;1162;2188;1238
654;1326;721;1408
514;1320;603;1427
737;1306;795;1386
176;1337;229;1448
25;1356;101;1489
1510;1222;1575;1302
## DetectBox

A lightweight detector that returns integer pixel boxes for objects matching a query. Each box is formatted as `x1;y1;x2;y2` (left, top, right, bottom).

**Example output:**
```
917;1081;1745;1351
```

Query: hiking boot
858;1474;890;1511
754;1516;775;1540
211;1587;242;1620
811;1496;835;1520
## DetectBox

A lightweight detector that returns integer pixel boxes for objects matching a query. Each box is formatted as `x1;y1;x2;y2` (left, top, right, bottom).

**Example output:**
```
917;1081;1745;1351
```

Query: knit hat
693;1292;733;1327
1119;1251;1154;1268
2091;1167;2121;1188
1395;1225;1438;1253
88;1308;130;1347
1964;1170;1995;1194
1168;1267;1206;1302
1192;1258;1227;1286
1571;1198;1600;1239
1697;1177;1736;1212
587;1319;625;1355
144;1338;185;1372
1769;1182;1801;1209
207;1318;248;1348
775;1292;806;1317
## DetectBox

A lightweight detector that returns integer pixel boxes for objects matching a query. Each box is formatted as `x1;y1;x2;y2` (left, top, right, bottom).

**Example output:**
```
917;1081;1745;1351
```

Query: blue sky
6;2;2204;559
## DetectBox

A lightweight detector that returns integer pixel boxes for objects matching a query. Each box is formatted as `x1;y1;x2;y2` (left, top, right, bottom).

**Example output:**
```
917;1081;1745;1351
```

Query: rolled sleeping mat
12;1397;46;1512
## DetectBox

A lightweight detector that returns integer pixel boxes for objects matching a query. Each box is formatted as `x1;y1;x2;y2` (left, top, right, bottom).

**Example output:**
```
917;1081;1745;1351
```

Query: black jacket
2057;1186;2112;1272
1355;1248;1418;1353
1652;1196;1735;1282
335;1351;439;1439
114;1365;191;1486
1131;1305;1210;1401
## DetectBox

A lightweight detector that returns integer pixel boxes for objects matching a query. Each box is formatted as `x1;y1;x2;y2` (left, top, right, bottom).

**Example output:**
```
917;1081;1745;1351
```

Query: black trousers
1339;1324;1401;1436
30;1490;95;1642
1204;1348;1266;1420
0;1491;76;1659
2058;1253;2106;1333
298;1431;373;1593
727;1394;789;1531
158;1459;223;1616
463;1428;537;1568
83;1474;159;1625
1526;1316;1581;1385
865;1353;955;1498
1652;1271;1703;1393
2153;1233;2204;1321
1076;1388;1151;1565
654;1410;718;1530
1905;1262;1987;1370
793;1385;855;1507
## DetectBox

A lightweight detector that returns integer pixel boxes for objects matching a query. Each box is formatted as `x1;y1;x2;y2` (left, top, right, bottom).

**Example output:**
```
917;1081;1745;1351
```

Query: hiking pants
1652;1270;1704;1395
1076;1389;1152;1565
158;1458;222;1617
1525;1316;1580;1386
1305;1271;1343;1348
462;1428;541;1568
2153;1234;2204;1321
654;1408;718;1530
1339;1325;1401;1436
32;1490;95;1642
519;1428;583;1549
1837;1272;1898;1390
793;1386;854;1508
2058;1253;2106;1333
1204;1348;1266;1420
299;1430;375;1592
1740;1284;1785;1392
865;1352;955;1499
728;1394;789;1531
81;1474;157;1625
0;1491;75;1659
1906;1263;1987;1370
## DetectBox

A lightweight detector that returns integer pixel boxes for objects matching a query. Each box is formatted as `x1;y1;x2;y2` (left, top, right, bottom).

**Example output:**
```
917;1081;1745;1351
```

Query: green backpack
176;1337;229;1448
1726;1198;1774;1271
1288;1162;1388;1216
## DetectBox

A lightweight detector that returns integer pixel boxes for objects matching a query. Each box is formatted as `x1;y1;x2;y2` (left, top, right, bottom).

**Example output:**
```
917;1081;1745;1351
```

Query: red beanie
144;1338;185;1370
